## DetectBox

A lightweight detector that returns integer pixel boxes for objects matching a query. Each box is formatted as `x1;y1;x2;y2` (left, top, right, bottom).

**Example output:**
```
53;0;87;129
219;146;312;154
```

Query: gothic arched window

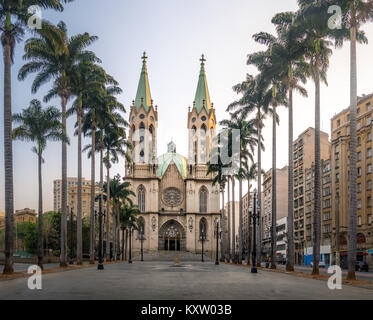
138;185;146;212
138;216;145;238
199;217;207;236
199;186;208;213
200;124;207;163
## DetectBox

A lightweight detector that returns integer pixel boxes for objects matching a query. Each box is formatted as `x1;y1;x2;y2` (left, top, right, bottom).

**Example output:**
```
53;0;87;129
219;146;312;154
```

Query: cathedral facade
125;53;220;258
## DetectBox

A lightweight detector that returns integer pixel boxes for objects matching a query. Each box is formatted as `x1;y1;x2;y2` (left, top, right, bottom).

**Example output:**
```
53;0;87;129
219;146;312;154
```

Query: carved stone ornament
151;216;157;231
188;217;193;232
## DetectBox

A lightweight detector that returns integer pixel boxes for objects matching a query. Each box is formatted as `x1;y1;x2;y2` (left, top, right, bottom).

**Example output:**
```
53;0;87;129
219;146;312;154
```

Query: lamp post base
251;267;257;273
98;263;104;270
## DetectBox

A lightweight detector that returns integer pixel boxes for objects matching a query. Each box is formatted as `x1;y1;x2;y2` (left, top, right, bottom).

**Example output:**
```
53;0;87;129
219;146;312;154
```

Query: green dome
158;151;187;179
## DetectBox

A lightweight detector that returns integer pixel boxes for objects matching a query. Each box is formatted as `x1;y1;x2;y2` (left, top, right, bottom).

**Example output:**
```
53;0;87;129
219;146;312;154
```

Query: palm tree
12;99;67;269
119;204;140;261
331;0;373;280
103;126;131;260
228;74;272;265
81;83;125;263
207;132;230;261
102;175;135;260
19;20;98;267
254;12;310;271
220;112;257;263
1;0;72;275
296;0;333;275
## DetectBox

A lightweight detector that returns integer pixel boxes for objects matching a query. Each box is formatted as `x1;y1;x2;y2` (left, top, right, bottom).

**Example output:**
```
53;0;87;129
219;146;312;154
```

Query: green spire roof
134;52;152;112
194;54;212;114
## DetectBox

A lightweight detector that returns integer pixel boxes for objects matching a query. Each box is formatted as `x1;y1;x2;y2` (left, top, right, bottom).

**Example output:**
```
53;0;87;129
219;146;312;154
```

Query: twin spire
134;53;212;114
134;52;152;112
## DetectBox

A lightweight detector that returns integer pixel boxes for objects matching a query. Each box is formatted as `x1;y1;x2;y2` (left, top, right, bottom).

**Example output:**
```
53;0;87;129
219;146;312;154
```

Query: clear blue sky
1;0;373;211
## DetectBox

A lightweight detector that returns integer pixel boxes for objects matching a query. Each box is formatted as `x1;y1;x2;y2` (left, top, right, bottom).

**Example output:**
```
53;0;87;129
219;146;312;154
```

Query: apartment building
276;217;288;264
300;159;333;265
293;127;330;264
261;166;289;259
331;93;373;266
68;183;101;218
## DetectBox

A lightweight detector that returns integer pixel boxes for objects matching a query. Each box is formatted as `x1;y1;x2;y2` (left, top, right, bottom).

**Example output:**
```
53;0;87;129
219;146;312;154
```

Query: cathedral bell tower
128;52;158;170
187;54;217;168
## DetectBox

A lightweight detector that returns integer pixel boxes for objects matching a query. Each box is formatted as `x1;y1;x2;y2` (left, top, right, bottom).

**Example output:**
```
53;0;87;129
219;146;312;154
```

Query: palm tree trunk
238;170;243;263
247;179;252;264
232;176;236;260
117;213;120;260
99;137;104;259
221;186;225;261
347;21;358;280
122;228;125;261
312;63;321;276
286;87;295;272
77;109;83;265
227;177;231;261
257;108;262;266
271;105;277;269
105;159;110;261
89;124;96;264
60;95;68;268
2;34;14;274
125;228;128;261
113;209;117;261
37;152;44;269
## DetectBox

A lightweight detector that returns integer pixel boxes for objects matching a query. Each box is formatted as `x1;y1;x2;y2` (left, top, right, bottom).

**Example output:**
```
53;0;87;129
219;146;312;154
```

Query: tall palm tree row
1;0;73;275
19;20;99;267
12;99;68;269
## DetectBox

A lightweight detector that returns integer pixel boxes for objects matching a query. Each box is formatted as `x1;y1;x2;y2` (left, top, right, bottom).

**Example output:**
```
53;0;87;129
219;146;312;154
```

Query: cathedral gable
159;162;185;212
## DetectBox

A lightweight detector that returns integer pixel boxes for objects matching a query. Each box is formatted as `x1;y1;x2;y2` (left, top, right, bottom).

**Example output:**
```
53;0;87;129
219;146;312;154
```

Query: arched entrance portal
158;220;186;251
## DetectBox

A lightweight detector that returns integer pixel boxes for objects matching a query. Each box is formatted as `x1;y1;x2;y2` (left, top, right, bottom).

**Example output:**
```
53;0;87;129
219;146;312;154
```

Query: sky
1;0;373;212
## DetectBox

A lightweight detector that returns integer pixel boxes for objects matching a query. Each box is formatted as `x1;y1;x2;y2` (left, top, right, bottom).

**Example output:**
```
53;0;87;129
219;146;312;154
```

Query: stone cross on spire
200;54;206;66
142;51;148;63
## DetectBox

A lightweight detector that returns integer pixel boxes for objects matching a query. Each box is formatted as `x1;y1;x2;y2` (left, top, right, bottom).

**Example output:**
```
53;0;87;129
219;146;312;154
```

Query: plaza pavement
0;261;373;300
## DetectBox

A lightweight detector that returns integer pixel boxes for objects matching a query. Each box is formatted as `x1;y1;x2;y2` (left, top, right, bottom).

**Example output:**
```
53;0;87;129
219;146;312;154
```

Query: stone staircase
132;251;211;262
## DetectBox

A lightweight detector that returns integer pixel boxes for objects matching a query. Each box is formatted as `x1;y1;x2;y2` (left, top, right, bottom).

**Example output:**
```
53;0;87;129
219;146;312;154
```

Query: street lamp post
97;191;104;270
69;206;74;264
251;189;258;273
129;217;132;264
200;232;206;262
140;226;145;262
215;220;220;265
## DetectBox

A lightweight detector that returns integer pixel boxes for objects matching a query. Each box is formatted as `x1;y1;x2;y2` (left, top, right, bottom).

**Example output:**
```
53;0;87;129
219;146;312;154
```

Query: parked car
310;261;326;268
356;261;369;272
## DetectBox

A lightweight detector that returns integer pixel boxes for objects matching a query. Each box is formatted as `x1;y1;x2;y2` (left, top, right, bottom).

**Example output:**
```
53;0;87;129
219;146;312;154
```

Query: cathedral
125;53;221;258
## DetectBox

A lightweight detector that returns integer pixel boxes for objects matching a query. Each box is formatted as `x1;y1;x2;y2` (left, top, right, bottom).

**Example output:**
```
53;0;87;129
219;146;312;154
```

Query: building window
358;183;362;193
368;197;372;208
358;167;362;176
368;164;372;174
368;180;372;190
324;212;331;221
138;185;146;212
357;199;362;209
199;186;208;213
324;224;331;233
358;152;361;161
368;132;372;142
358;216;362;226
368;215;372;224
368;148;372;158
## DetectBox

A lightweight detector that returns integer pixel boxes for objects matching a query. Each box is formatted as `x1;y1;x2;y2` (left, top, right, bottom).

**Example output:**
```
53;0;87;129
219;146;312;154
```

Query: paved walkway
0;261;372;300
